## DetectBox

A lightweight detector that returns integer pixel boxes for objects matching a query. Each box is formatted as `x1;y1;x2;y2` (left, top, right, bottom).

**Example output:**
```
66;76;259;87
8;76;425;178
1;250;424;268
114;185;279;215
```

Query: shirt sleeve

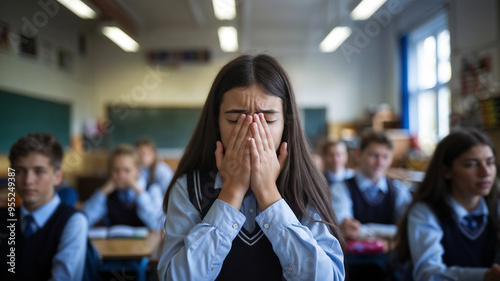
330;182;353;224
408;203;488;281
157;175;246;281
254;200;345;281
136;182;164;231
81;190;107;226
393;180;412;221
156;162;174;194
49;212;88;281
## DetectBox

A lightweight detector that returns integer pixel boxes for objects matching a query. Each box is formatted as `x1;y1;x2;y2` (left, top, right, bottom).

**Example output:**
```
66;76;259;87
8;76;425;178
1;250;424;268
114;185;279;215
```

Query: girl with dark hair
395;128;500;280
157;54;345;281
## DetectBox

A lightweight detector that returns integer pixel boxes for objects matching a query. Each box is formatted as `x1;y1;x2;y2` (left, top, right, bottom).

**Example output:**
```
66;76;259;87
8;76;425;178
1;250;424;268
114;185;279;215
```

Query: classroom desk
92;231;162;259
387;168;425;183
92;232;162;281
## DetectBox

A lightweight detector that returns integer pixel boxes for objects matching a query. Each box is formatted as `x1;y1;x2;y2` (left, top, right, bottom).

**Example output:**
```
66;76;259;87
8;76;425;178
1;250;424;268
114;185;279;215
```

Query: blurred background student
331;130;412;240
82;144;163;231
322;140;355;186
136;137;174;195
395;128;500;281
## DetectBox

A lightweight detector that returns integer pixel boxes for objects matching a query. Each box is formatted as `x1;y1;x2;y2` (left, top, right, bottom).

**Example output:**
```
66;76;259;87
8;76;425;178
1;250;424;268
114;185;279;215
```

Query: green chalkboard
0;90;70;154
107;106;201;149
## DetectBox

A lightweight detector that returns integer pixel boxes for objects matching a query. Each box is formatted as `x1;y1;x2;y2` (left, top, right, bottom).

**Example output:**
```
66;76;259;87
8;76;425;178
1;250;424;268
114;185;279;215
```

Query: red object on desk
346;239;385;255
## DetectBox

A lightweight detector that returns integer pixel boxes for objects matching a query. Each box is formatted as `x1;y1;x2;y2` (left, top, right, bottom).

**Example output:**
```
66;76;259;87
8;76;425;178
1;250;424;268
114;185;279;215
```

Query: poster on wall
41;39;55;66
0;21;9;51
20;33;37;57
460;47;499;99
58;48;74;73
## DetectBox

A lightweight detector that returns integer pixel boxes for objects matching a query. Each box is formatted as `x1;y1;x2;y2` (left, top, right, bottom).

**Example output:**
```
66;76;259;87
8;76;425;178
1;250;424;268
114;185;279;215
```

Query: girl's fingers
277;142;288;171
233;115;253;154
259;113;275;150
226;114;246;151
249;138;259;166
254;114;269;151
215;141;224;170
238;123;253;156
251;116;265;153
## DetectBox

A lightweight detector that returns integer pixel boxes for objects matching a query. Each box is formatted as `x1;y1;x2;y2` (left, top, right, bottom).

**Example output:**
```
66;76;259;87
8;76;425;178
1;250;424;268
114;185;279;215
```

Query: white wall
90;23;394;124
0;0;95;137
5;0;493;140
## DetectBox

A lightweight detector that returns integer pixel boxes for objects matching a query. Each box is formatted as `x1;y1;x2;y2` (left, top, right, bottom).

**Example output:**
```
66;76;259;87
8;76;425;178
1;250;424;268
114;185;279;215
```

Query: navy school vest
431;205;499;267
106;190;145;227
186;170;284;281
0;203;76;281
345;177;396;224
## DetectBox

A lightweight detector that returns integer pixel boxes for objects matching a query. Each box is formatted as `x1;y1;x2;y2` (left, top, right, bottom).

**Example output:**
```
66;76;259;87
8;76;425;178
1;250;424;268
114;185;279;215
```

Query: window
405;14;450;155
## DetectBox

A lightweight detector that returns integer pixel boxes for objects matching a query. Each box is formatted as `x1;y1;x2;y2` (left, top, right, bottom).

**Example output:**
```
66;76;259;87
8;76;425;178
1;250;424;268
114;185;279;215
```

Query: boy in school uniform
0;133;88;281
331;131;412;240
322;140;355;186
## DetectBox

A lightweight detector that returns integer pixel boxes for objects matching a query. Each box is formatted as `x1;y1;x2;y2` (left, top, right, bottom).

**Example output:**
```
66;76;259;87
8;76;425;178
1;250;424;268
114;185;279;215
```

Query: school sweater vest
345;177;396;224
0;203;76;281
324;172;334;186
186;170;284;281
106;190;145;227
432;206;498;267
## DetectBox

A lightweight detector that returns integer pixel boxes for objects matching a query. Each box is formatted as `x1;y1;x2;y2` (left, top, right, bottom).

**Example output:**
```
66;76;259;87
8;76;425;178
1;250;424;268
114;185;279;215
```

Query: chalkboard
0;90;70;153
107;106;201;149
303;107;327;149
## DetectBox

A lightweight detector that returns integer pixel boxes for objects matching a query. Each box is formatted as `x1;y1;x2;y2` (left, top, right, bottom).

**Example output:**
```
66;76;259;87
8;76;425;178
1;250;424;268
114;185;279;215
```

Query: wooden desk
387;168;425;184
91;231;162;259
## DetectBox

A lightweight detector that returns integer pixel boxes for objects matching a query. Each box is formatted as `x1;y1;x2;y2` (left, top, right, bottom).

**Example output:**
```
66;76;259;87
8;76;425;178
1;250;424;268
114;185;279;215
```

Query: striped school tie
463;214;484;232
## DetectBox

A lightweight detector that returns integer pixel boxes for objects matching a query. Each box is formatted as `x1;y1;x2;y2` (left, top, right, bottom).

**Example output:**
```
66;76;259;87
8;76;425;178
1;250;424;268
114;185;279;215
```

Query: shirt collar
355;171;388;193
21;193;61;229
445;195;489;221
325;169;347;183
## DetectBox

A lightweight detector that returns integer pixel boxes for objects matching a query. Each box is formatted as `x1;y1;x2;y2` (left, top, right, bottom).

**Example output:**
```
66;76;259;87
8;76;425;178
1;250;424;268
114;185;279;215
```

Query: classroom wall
2;0;497;143
90;23;394;124
0;0;95;138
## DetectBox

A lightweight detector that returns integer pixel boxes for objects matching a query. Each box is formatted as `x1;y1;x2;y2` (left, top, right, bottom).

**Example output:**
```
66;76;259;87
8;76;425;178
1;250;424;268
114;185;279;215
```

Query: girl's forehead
220;86;282;110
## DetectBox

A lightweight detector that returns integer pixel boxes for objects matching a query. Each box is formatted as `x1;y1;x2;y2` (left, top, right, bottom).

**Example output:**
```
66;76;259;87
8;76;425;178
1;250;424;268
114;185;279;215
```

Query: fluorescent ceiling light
102;27;140;52
212;0;236;20
218;26;238;52
57;0;97;19
351;0;387;20
319;26;352;53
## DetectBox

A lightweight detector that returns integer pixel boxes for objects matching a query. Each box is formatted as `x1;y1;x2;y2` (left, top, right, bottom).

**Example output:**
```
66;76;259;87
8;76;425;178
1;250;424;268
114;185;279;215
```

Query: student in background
322;140;355;186
136;137;174;195
82;144;163;231
395;128;500;281
1;133;88;281
158;54;345;280
331;130;412;240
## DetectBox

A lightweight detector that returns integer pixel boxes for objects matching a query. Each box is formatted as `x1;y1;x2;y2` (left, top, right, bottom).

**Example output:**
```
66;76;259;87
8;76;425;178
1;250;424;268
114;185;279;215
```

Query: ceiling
95;0;357;53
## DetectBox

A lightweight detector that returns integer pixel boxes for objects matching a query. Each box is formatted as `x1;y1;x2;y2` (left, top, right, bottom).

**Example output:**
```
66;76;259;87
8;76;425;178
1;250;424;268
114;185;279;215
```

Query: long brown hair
162;54;344;245
136;137;158;187
394;128;500;261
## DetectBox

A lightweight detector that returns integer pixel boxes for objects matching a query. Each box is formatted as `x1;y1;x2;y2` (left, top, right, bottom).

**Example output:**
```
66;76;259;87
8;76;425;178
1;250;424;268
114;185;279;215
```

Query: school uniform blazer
158;172;345;281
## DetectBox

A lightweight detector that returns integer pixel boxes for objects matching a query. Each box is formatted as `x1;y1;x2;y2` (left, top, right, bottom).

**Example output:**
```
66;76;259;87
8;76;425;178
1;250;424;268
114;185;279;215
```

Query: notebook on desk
89;225;148;239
